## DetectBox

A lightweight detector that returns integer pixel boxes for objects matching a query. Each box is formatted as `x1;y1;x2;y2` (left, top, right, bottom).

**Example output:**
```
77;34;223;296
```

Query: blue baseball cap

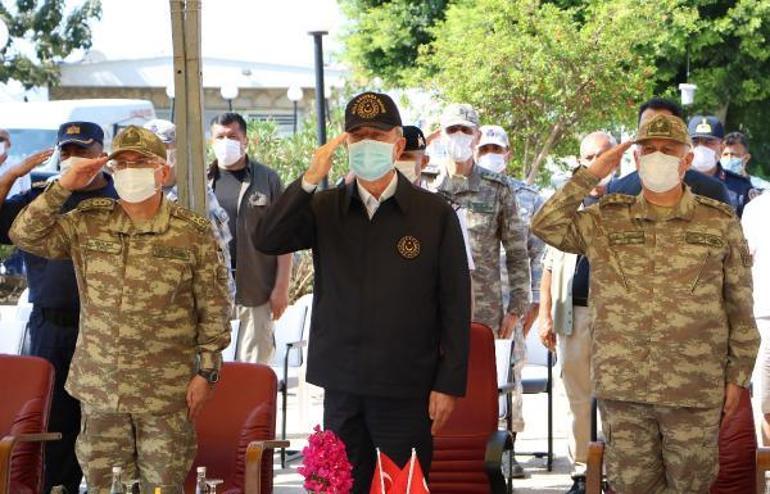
57;121;104;148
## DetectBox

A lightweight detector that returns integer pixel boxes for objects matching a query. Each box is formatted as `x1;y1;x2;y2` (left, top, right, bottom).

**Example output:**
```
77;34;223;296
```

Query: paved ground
271;379;578;493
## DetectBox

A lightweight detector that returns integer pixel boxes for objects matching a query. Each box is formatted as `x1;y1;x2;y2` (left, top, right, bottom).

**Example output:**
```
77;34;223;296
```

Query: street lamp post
220;85;239;112
166;83;176;121
287;85;304;135
309;30;328;188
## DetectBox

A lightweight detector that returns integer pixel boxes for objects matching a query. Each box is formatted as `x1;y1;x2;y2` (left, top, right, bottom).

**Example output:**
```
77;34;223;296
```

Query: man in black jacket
606;97;731;204
256;92;470;492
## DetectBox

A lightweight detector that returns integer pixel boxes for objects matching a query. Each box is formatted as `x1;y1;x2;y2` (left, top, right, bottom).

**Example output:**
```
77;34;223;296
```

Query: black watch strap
197;369;220;384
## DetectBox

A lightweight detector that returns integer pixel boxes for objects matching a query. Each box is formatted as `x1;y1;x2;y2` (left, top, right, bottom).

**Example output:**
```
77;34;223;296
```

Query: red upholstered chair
586;387;757;494
183;363;288;494
0;354;60;494
429;322;513;494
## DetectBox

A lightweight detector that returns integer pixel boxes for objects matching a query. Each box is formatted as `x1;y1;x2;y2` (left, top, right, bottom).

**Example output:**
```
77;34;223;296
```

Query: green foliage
416;0;671;183
339;0;450;86
0;0;102;88
649;0;770;174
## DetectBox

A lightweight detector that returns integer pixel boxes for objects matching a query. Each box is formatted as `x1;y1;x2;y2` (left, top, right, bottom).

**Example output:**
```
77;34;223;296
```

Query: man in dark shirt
256;92;470;493
606;98;731;205
208;112;291;365
0;122;117;494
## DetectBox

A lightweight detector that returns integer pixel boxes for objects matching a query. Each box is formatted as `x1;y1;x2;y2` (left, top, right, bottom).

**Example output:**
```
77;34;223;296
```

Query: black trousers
323;389;433;494
23;306;83;494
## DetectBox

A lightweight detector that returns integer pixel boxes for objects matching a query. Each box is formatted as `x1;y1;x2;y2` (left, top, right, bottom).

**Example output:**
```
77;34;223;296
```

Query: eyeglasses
106;159;163;171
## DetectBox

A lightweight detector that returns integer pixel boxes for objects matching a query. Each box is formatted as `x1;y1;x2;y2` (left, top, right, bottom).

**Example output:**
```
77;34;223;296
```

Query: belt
572;296;589;307
39;307;80;327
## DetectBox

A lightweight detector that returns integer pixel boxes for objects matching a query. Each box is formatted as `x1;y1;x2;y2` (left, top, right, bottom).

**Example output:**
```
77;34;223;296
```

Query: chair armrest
498;382;516;395
756;447;770;494
485;430;513;494
0;436;16;494
16;432;62;443
586;441;605;494
244;440;292;494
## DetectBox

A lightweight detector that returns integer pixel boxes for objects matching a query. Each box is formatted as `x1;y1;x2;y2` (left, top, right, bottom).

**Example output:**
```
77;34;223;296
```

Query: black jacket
606;169;731;204
255;173;470;398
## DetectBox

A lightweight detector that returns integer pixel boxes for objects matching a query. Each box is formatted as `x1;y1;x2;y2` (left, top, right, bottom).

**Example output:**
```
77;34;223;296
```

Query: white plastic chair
0;289;31;355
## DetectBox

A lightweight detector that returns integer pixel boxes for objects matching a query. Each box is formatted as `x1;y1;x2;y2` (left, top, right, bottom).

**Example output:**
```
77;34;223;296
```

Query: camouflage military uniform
500;178;545;432
437;165;531;435
9;181;232;493
531;166;759;493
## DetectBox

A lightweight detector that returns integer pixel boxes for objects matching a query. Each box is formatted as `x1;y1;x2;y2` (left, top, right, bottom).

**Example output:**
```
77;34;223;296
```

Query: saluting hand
59;156;107;191
586;140;633;181
304;133;347;186
7;148;54;180
429;391;457;435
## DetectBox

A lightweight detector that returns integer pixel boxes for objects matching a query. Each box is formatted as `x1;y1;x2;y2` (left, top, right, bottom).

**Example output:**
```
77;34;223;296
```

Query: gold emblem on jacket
397;235;421;259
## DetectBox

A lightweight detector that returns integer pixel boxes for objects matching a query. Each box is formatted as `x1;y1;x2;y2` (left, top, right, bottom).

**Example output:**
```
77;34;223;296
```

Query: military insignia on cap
351;93;387;120
397;235;421;260
417;135;426;148
122;128;142;146
66;125;81;135
647;117;672;137
695;118;712;134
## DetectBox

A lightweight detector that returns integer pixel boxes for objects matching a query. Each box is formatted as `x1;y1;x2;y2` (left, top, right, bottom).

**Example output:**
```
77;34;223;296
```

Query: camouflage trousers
598;399;721;494
76;406;197;494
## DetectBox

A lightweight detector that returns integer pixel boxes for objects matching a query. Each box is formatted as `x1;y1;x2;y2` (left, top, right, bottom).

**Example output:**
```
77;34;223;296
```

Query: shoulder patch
76;197;115;212
694;195;735;217
599;193;636;208
171;205;211;233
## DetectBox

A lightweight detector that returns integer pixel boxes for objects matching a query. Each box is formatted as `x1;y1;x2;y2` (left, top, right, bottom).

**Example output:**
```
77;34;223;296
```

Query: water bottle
194;466;207;494
109;466;125;494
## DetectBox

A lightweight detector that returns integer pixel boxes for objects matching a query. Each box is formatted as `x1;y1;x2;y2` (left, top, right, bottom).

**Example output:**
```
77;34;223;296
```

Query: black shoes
566;474;586;494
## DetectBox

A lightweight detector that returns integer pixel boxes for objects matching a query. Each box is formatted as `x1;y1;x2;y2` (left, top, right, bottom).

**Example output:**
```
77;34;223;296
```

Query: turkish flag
370;449;401;494
391;450;430;494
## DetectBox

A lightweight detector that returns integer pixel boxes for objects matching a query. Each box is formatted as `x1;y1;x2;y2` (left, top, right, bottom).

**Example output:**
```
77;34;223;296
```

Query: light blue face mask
722;157;745;174
348;139;395;181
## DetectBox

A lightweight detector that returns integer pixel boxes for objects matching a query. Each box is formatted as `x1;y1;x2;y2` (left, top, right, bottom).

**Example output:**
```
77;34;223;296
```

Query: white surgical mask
691;145;717;173
348;140;395;181
113;167;159;203
638;151;682;193
443;132;474;162
477;153;507;174
214;138;243;168
394;160;419;183
59;156;90;174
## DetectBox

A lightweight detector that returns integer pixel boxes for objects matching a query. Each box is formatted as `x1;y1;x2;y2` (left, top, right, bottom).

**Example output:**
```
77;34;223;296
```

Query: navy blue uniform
606;169;731;205
0;174;117;494
711;163;757;217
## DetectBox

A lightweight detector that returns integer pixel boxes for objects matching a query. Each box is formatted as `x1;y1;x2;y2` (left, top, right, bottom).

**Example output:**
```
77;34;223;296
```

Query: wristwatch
197;369;220;384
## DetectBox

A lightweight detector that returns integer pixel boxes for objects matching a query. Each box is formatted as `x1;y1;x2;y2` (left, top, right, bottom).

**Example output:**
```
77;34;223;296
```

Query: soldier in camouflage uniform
9;126;231;494
435;105;531;476
476;124;545;439
531;114;759;493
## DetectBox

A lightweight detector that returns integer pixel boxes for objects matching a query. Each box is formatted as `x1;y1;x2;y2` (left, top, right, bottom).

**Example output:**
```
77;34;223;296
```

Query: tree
339;0;449;86
415;0;677;183
649;0;770;175
0;0;102;89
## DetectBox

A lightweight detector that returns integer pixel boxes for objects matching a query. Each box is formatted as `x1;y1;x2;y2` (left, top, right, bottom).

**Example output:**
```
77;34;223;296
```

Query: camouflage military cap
635;114;690;146
109;125;167;161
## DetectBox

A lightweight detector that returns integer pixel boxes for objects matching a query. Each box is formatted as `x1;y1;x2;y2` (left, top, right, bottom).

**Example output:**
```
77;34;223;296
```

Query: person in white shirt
742;191;770;444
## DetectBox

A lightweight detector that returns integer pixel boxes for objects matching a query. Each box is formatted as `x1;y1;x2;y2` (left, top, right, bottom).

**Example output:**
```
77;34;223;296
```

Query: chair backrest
430;323;498;493
184;363;278;494
710;386;756;494
270;294;312;368
0;354;54;494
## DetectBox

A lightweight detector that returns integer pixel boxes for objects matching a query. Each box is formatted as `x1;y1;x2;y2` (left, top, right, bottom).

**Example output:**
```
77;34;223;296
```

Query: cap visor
442;118;477;129
58;138;96;148
345;121;397;132
634;136;686;145
108;146;163;161
477;137;507;149
689;133;719;140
